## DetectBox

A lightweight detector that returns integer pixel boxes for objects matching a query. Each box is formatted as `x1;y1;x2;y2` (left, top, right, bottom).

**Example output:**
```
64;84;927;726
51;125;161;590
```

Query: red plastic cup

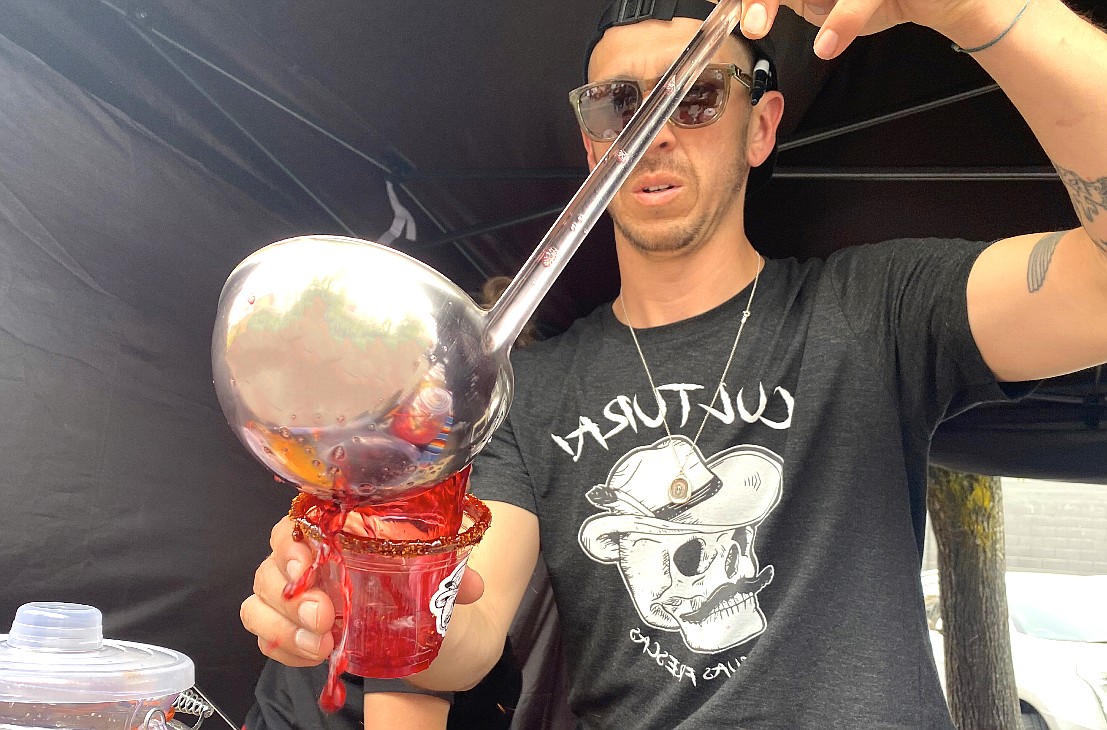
291;492;491;678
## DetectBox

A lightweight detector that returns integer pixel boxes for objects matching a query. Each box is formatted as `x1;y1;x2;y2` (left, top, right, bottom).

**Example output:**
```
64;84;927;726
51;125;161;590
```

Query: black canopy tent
0;0;1104;721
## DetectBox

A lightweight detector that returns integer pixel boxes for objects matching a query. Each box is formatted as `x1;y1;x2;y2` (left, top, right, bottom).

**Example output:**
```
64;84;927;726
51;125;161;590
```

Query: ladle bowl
212;235;510;504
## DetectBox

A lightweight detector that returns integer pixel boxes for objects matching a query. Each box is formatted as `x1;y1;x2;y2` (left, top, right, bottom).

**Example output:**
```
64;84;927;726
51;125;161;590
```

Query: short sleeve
826;238;1029;434
469;405;538;515
362;678;454;703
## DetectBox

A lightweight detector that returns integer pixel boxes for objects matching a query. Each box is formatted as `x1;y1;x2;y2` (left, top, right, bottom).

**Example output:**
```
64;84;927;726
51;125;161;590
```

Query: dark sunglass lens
675;69;726;126
580;82;639;141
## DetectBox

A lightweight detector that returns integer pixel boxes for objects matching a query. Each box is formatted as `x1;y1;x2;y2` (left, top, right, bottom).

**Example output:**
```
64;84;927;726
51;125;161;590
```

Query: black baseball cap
583;0;779;193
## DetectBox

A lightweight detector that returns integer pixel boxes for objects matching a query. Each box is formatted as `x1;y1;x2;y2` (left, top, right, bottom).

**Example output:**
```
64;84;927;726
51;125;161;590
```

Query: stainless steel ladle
212;0;746;505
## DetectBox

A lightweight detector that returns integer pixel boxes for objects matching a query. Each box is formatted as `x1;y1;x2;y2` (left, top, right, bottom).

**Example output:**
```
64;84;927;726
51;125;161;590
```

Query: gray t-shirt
473;239;1016;729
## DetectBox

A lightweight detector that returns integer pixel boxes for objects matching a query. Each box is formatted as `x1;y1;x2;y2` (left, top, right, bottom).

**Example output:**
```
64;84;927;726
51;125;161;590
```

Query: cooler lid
0;602;194;703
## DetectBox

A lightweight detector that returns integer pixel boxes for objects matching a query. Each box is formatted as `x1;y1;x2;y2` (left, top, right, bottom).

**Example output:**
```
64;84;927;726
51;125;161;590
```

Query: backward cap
584;0;777;82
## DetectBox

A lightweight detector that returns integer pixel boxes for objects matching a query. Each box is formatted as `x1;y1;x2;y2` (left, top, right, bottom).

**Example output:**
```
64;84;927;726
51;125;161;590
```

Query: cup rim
290;492;491;557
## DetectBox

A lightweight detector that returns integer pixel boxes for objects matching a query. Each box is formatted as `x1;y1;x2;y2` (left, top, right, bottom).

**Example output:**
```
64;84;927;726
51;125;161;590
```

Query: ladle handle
483;0;746;353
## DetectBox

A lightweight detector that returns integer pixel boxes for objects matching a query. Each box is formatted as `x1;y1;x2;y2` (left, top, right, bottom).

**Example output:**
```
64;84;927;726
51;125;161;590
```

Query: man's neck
614;235;762;328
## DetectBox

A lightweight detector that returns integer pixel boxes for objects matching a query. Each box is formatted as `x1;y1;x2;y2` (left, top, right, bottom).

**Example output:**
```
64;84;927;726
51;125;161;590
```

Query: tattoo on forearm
1027;231;1065;293
1055;164;1107;254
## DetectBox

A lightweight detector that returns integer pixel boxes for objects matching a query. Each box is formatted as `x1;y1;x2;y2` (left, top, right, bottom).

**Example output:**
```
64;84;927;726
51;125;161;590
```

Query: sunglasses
570;63;753;143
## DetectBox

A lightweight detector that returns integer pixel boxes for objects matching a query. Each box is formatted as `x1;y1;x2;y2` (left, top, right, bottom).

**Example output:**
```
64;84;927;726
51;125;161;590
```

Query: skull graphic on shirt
617;524;775;652
579;438;783;654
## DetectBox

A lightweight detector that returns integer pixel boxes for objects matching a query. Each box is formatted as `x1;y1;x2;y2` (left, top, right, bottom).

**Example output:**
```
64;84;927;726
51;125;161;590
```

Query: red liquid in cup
340;539;474;677
287;468;489;711
351;465;469;541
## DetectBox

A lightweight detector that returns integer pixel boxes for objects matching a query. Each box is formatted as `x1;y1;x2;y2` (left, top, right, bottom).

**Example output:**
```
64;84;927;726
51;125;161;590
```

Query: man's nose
645;119;678;152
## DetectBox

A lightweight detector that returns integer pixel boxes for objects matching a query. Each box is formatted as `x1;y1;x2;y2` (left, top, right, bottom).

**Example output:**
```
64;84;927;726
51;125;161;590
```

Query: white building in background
924;477;1107;575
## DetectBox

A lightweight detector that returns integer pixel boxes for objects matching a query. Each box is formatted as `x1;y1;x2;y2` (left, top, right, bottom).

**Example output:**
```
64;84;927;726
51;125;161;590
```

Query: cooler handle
144;686;225;730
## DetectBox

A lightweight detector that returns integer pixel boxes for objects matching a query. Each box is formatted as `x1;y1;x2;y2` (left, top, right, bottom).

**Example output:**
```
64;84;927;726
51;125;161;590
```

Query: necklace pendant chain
620;255;762;501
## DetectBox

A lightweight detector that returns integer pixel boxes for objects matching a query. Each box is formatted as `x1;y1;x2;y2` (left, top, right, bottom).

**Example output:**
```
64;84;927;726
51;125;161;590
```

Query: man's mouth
632;181;682;206
672;565;775;623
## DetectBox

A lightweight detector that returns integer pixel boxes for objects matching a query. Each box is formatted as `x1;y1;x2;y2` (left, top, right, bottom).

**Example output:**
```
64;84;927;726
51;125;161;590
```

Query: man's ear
581;129;599;170
746;90;784;168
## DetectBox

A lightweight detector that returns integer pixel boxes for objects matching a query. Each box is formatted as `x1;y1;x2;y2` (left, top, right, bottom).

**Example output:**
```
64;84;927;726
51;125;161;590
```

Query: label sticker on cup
430;558;469;636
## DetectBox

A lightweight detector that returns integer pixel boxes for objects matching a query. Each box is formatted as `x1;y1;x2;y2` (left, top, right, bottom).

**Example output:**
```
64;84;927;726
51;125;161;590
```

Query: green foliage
928;466;1001;552
246;281;430;351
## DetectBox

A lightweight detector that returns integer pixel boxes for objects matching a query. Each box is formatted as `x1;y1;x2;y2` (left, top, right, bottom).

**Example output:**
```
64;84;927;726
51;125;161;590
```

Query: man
241;0;1107;725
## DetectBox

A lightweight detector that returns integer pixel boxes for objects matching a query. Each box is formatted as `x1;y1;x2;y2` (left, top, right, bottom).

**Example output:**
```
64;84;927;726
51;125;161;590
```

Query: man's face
584;19;755;256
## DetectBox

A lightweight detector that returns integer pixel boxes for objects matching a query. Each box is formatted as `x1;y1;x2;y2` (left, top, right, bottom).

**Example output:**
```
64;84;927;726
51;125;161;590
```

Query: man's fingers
249;517;343;667
241;594;335;666
270;518;315;584
269;516;295;549
246;552;337;667
740;0;780;39
343;510;372;537
251;555;336;632
780;0;899;59
456;567;485;605
813;0;886;59
269;517;314;574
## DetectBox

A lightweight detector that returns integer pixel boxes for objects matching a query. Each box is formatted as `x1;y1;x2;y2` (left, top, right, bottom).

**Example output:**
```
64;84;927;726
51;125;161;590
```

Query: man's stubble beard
612;149;750;256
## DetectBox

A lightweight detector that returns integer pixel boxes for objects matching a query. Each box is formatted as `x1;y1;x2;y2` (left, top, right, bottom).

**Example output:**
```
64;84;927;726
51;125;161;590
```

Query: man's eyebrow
593;70;666;86
595;70;647;81
595;60;669;81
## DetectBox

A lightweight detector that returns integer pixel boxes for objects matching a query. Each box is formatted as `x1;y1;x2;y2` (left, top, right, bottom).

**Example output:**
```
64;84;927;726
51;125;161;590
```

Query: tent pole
779;84;1002;152
395;180;492;278
406;168;588;181
98;0;493;280
415;205;565;251
141;23;393;176
771;166;1058;181
99;2;359;237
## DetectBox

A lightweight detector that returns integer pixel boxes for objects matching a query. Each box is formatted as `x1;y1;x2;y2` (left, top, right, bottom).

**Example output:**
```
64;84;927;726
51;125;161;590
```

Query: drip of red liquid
285;497;352;712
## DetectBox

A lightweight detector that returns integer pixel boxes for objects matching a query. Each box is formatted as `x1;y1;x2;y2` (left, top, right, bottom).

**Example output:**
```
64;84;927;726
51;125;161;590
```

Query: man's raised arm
953;0;1107;381
748;0;1107;381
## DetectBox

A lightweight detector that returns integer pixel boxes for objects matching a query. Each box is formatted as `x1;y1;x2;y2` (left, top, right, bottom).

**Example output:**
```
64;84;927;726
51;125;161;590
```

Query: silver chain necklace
618;254;762;504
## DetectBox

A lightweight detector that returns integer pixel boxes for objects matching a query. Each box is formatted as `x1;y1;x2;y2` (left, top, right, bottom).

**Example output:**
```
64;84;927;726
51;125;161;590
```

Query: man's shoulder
510;303;609;378
818;238;991;309
825;237;990;267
